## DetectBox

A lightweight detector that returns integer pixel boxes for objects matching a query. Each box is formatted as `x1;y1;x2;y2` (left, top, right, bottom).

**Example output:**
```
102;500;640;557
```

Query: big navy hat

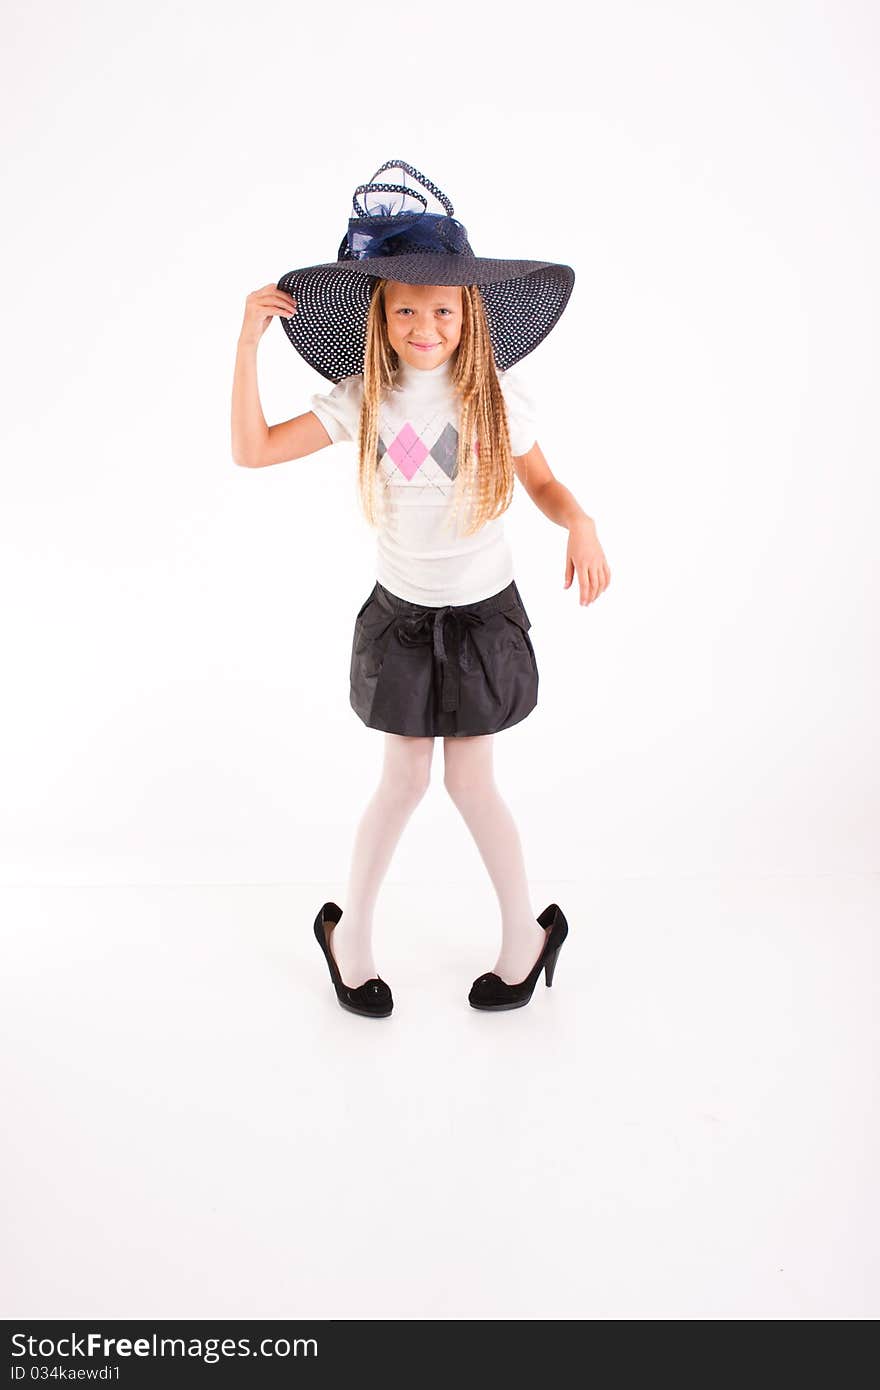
276;159;575;383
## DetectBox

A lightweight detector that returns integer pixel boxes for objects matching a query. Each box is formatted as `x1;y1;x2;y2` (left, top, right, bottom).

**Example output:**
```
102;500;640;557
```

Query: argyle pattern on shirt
376;399;478;502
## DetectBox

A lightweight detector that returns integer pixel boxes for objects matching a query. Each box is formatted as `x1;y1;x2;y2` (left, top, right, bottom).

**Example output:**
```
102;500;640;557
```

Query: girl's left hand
564;517;611;606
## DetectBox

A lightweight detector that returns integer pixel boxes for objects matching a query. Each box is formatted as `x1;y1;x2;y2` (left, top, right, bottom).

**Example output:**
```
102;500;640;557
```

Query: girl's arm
513;443;590;527
513;444;611;605
231;284;334;469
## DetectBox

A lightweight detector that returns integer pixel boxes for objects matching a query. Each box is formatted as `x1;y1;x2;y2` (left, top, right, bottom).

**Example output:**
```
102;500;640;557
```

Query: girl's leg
442;734;547;984
331;732;435;988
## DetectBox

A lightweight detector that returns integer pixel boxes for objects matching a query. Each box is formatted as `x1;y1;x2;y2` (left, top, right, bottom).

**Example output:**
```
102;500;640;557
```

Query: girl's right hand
239;284;297;346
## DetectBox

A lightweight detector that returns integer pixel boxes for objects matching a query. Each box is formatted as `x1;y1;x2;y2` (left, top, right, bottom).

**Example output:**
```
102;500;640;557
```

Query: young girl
231;161;610;1018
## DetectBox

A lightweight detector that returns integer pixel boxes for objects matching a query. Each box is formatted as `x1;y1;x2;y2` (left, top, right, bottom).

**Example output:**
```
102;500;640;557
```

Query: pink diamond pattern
387;422;430;480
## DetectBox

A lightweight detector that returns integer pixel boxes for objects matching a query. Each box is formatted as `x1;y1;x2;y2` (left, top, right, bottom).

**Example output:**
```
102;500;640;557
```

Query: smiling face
383;281;463;370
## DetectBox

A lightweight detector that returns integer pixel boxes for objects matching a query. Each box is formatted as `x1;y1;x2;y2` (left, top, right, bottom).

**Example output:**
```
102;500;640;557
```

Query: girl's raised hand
564;517;611;606
239;284;297;346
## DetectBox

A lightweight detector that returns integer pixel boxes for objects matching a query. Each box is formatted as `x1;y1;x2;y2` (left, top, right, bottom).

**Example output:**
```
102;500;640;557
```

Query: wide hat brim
276;254;575;383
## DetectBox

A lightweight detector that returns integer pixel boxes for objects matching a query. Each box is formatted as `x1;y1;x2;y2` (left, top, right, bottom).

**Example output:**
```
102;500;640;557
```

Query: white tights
330;733;547;988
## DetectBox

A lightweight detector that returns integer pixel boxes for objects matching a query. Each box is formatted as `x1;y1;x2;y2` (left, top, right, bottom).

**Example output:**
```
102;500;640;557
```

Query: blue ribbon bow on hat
340;159;473;261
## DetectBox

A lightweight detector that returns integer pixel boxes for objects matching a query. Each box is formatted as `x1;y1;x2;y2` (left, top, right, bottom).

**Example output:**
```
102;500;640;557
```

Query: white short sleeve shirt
309;355;539;606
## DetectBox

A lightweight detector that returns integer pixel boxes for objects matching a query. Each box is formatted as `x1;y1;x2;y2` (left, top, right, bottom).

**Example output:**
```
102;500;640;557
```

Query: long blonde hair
355;278;523;538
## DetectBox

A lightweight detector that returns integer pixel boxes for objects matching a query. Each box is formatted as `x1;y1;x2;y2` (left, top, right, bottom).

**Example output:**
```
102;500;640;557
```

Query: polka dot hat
276;159;576;383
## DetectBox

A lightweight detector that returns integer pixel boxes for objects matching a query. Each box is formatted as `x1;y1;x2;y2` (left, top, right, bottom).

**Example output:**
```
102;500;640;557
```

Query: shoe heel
544;945;562;987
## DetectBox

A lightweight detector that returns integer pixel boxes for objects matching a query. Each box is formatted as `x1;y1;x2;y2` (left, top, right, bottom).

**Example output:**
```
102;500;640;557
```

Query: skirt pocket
488;602;532;658
500;603;531;639
496;602;538;683
351;596;400;723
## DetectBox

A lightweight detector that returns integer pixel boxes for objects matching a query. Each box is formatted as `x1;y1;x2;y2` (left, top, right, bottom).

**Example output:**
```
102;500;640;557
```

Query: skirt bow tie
395;607;485;714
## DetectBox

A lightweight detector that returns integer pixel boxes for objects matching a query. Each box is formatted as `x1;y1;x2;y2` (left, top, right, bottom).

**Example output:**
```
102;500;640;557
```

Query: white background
1;0;877;1323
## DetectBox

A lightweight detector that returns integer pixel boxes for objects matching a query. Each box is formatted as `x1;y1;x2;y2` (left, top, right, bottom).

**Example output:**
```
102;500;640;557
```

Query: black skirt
349;578;539;738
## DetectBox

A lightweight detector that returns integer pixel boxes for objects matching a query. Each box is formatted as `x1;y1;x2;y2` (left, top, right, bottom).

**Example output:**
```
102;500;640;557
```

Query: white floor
2;875;877;1320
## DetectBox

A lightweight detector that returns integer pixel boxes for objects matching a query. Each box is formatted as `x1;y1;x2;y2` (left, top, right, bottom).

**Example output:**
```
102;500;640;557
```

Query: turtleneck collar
393;351;456;391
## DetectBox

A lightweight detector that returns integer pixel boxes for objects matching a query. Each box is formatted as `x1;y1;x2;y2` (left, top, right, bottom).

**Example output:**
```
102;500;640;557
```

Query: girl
231;161;610;1018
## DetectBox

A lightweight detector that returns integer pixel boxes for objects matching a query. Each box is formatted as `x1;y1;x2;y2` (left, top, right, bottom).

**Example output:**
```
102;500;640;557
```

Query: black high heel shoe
468;903;569;1011
313;901;393;1018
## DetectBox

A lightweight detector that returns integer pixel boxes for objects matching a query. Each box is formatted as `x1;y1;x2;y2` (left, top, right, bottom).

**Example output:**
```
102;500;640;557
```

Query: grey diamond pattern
429;422;459;479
